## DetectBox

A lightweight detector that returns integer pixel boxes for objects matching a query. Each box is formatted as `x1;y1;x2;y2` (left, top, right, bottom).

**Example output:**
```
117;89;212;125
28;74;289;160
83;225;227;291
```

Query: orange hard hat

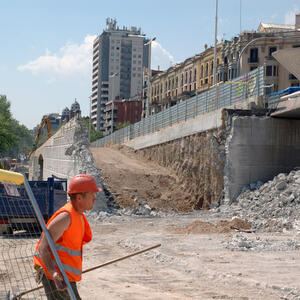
68;174;102;195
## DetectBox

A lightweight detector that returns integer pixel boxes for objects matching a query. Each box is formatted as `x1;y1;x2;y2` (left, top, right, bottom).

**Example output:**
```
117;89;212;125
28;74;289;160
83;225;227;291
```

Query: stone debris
65;119;107;210
120;240;177;265
217;169;300;231
224;234;299;252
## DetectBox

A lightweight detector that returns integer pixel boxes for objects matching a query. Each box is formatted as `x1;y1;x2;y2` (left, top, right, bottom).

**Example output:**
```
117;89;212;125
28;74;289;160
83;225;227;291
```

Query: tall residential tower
91;18;149;133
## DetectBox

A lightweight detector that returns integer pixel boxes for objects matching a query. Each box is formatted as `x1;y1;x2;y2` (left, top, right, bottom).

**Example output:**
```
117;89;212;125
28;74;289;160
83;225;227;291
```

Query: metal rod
13;243;161;299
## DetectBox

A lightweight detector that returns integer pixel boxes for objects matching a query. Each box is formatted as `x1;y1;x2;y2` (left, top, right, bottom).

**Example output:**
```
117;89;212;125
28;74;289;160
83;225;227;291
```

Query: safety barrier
0;170;75;300
92;66;264;147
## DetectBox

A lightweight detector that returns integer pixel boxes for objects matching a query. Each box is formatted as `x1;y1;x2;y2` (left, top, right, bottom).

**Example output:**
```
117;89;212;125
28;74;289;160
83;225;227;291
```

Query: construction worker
33;174;102;300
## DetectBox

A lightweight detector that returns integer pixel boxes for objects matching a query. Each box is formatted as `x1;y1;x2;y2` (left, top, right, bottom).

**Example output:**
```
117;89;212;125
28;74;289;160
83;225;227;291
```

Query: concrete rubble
215;168;300;232
64;119;108;211
224;234;299;252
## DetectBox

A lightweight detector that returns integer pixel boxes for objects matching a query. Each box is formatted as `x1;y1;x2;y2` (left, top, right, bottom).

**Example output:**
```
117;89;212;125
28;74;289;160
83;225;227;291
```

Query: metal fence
266;94;281;108
92;66;264;147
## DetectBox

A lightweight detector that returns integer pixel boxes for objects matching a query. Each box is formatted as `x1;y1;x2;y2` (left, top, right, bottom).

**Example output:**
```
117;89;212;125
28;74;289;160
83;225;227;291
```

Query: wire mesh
0;177;68;299
91;66;264;148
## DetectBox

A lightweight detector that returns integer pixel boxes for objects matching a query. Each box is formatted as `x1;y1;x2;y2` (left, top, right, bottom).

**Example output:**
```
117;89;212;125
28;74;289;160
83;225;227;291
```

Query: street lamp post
145;37;156;118
213;0;218;86
237;35;300;77
110;72;119;135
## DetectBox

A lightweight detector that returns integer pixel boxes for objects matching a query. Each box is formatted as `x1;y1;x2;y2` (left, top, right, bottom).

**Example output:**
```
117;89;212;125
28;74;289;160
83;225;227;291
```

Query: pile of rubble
224;234;299;252
65;119;107;211
218;169;300;231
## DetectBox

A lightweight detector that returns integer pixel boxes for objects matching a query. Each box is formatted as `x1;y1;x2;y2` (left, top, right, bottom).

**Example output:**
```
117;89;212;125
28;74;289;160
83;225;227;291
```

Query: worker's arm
38;212;71;290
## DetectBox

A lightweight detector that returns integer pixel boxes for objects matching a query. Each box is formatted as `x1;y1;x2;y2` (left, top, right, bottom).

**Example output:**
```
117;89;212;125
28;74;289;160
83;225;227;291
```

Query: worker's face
79;191;96;211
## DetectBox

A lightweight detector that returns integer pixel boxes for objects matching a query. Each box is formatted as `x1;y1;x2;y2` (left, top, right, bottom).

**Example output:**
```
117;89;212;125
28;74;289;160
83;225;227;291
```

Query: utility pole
213;0;218;86
145;37;156;118
110;73;119;135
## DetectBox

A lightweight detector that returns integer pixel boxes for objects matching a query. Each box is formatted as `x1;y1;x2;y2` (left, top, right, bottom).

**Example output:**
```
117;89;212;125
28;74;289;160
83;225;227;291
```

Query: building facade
147;16;300;115
218;22;300;94
91;18;149;133
104;99;142;135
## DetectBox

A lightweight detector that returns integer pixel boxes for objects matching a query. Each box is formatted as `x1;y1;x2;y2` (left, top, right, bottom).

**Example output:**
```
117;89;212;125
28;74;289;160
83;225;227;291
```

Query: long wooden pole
13;243;161;299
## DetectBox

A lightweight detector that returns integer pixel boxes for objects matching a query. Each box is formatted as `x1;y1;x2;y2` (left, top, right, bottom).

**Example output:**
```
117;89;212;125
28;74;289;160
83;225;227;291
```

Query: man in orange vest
34;174;102;300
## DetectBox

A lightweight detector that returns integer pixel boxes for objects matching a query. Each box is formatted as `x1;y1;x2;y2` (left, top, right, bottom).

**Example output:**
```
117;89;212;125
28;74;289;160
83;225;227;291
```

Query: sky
0;0;299;129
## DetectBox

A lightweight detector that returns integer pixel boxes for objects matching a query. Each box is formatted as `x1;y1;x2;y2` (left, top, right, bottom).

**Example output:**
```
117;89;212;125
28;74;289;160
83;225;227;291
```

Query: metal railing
91;66;264;147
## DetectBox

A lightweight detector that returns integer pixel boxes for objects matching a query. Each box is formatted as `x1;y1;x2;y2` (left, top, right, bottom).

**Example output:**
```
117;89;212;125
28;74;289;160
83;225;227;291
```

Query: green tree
0;95;34;157
80;117;103;143
116;121;130;130
0;95;16;154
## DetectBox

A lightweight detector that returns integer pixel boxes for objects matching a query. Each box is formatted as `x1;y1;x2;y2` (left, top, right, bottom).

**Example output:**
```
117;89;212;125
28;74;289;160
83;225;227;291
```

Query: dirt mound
91;146;199;212
168;218;252;234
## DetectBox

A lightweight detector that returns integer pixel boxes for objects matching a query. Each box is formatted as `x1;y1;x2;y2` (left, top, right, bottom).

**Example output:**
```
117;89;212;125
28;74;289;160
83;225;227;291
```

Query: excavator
29;116;52;158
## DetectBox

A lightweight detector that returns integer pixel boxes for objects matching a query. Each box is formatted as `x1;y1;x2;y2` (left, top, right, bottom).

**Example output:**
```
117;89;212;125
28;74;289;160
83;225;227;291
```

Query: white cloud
151;41;175;71
284;7;299;25
18;35;96;79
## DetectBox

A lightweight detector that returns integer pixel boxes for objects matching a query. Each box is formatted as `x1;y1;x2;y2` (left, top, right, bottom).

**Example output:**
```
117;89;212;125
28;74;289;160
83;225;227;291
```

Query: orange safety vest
33;202;92;282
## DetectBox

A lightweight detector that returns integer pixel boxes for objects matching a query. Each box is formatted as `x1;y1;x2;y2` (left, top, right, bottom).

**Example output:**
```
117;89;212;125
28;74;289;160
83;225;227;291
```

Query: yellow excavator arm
29;116;52;158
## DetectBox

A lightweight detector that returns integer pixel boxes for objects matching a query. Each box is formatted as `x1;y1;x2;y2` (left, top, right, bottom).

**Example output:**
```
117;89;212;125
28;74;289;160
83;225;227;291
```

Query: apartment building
149;55;200;114
148;45;223;115
91;18;149;133
104;99;142;135
218;15;300;94
147;15;300;115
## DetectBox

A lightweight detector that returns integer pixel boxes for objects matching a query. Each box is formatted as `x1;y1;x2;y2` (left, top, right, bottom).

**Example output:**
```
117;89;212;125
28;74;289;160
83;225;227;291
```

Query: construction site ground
84;146;300;300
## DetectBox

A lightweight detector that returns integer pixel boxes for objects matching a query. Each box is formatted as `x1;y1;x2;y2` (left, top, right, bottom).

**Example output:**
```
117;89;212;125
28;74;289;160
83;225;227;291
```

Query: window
269;47;277;57
273;66;277;76
250;66;257;71
291;82;300;87
266;65;272;76
249;48;259;63
289;73;297;80
293;44;300;48
133;54;136;58
138;54;142;58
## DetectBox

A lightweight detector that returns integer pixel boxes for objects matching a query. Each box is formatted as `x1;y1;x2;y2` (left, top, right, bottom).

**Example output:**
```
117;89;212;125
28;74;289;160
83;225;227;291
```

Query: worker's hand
52;271;67;291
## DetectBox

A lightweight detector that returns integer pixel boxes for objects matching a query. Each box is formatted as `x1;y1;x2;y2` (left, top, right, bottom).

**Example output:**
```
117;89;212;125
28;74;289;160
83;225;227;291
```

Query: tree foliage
0;95;34;157
116;121;130;130
80;117;103;143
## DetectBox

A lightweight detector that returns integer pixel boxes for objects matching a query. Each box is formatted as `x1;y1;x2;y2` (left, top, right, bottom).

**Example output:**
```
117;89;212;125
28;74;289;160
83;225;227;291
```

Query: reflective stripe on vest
34;250;82;276
55;244;82;256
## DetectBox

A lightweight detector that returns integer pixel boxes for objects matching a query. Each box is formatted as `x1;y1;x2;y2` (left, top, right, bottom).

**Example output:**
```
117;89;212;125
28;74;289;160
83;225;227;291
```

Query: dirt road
85;146;300;299
79;213;300;300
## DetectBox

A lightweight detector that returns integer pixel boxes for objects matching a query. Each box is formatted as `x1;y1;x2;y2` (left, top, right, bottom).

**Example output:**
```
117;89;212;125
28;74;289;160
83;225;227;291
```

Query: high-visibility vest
33;202;92;282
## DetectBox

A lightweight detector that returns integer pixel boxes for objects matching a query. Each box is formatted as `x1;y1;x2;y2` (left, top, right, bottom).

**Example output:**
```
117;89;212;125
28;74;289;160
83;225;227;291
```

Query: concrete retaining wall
29;117;107;210
125;109;300;206
30;118;80;180
225;116;300;203
126;109;224;150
